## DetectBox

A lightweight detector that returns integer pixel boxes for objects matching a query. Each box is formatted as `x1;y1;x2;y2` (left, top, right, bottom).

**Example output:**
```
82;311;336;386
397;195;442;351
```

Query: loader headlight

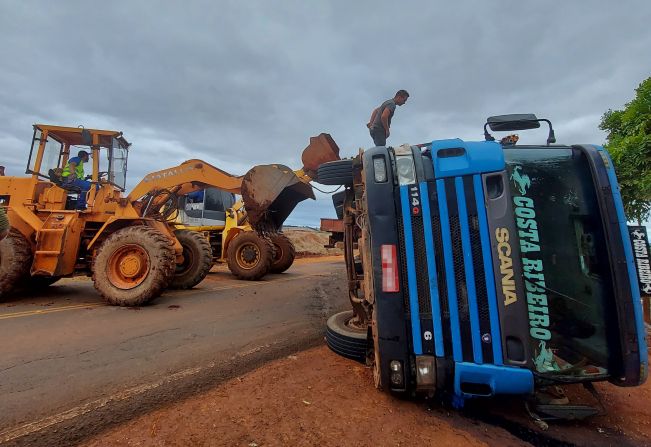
395;155;416;186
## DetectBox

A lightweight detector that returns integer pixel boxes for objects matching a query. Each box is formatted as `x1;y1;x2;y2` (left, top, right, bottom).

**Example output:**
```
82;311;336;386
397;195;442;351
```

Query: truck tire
0;229;32;301
226;231;274;280
269;233;295;274
92;226;175;307
325;310;368;363
170;230;212;289
317;159;353;186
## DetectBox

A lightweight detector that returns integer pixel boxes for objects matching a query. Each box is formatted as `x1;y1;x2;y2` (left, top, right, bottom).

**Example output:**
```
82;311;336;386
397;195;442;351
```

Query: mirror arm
540;119;556;145
483;123;495;141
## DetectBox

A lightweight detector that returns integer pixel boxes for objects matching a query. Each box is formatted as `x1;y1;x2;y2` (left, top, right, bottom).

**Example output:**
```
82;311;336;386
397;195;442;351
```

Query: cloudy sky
1;1;649;227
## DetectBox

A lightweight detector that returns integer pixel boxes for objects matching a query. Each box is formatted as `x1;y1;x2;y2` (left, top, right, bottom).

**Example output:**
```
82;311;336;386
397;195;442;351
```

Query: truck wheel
326;310;368;363
269;233;295;274
226;232;274;280
170;230;212;289
92;226;175;306
317;159;353;186
0;229;32;302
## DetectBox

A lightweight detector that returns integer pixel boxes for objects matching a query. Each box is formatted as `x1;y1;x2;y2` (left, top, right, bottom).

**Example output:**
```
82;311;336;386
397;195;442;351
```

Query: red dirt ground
82;346;528;447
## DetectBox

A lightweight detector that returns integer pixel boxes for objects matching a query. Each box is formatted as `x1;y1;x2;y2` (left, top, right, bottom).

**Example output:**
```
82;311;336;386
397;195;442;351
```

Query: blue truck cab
321;114;647;409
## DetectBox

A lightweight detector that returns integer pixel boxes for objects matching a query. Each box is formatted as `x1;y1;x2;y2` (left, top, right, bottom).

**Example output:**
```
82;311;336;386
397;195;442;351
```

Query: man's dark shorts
369;127;387;146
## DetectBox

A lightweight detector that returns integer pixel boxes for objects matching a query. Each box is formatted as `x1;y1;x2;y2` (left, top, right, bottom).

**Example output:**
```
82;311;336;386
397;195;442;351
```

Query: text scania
495;228;516;306
513;195;551;341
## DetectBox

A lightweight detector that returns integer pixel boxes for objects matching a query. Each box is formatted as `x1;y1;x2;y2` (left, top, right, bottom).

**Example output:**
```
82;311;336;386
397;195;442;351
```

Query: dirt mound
283;227;342;257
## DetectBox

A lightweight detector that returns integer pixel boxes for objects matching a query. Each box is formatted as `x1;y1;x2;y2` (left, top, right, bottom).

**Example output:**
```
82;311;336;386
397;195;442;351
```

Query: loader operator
367;89;409;146
62;150;92;210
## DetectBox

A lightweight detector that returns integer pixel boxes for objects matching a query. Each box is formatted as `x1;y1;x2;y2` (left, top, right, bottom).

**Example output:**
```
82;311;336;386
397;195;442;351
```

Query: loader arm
127;159;243;203
129;133;341;231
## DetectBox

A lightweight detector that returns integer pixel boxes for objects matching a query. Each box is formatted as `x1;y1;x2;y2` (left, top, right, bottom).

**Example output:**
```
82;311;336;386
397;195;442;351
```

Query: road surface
0;256;348;446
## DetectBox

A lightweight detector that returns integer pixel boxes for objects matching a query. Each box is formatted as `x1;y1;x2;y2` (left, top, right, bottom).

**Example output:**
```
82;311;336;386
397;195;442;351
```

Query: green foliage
600;77;651;223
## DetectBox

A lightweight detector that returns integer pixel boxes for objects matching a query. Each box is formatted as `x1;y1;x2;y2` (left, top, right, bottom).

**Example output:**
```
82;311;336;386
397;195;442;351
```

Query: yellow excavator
0;125;340;306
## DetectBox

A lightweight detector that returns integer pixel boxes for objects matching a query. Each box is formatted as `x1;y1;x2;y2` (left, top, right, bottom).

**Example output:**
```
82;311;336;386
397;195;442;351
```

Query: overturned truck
320;114;647;419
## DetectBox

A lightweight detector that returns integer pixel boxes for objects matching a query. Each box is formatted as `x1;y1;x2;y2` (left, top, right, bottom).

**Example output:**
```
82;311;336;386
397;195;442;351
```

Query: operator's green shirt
0;208;9;234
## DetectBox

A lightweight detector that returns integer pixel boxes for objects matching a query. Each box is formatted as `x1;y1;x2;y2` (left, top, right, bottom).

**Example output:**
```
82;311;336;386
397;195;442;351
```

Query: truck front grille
397;175;498;364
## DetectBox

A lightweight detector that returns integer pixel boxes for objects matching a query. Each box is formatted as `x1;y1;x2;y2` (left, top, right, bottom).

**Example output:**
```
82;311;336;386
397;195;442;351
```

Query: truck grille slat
396;174;498;365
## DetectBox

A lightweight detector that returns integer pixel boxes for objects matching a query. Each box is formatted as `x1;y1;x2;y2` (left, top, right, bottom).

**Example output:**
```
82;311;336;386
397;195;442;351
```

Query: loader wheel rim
176;246;195;274
108;245;150;289
236;242;260;269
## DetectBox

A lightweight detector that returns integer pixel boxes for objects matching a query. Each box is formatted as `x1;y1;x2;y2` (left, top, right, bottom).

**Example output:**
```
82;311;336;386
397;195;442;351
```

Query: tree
599;77;651;224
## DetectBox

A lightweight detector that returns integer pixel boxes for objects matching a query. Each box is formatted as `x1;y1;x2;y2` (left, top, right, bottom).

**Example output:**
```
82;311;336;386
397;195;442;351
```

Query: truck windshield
504;147;617;380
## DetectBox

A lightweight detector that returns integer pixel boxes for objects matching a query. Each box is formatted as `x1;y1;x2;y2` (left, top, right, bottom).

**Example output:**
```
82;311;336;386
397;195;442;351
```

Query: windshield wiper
524;277;592;309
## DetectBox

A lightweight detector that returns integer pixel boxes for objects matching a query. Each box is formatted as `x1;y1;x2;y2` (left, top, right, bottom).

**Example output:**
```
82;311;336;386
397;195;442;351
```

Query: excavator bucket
241;164;315;231
301;133;341;174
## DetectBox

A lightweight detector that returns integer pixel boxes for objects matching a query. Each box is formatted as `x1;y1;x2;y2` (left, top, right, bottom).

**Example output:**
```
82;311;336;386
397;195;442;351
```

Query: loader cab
180;187;237;227
25;124;131;210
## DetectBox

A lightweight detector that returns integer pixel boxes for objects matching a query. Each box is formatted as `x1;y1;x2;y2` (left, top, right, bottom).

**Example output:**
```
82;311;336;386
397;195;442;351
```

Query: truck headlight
373;156;387;183
395;155;416;185
389;360;404;387
415;356;436;389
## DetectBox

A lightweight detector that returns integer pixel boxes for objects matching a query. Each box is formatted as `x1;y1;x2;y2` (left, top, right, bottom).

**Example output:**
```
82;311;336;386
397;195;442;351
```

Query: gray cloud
1;0;650;224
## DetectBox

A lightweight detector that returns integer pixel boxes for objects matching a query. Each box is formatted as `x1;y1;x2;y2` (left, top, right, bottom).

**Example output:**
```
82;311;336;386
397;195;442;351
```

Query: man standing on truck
367;90;409;146
62;150;91;210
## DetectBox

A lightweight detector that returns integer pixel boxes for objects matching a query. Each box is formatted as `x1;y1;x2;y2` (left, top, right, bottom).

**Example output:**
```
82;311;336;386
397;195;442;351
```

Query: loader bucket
301;133;341;174
241;164;315;231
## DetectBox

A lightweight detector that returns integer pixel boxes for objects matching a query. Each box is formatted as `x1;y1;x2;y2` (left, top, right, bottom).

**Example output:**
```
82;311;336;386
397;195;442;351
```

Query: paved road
0;257;348;446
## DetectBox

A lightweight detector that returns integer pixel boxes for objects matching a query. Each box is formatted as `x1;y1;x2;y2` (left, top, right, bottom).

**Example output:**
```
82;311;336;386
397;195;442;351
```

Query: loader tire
170;230;212;289
317;159;353;186
226;231;274;281
93;226;175;307
325;310;368;363
269;233;295;274
0;229;32;302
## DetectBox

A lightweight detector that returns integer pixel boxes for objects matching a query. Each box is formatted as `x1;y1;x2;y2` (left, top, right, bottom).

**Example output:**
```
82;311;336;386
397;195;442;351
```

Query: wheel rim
176;245;195;275
107;244;150;289
235;242;260;270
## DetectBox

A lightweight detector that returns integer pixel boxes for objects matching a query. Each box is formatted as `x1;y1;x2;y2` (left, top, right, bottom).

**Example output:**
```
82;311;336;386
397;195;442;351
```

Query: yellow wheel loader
0;125;339;306
173;192;296;278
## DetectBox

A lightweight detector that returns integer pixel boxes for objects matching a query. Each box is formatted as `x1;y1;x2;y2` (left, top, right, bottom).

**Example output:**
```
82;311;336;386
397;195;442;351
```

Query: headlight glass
395;155;416;185
373;157;387;183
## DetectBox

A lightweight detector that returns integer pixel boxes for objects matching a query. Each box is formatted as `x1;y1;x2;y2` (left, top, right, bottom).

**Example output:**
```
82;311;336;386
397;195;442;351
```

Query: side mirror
484;114;557;146
487;114;541;132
